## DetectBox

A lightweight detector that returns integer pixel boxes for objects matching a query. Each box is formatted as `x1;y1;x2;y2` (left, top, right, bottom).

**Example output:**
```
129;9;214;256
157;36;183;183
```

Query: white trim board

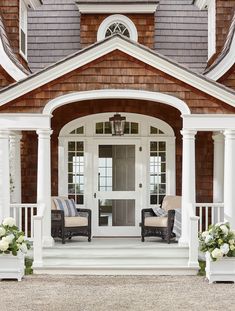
0;35;235;109
0;114;51;130
183;114;235;131
205;31;235;80
0;39;27;81
75;3;159;14
43;90;190;115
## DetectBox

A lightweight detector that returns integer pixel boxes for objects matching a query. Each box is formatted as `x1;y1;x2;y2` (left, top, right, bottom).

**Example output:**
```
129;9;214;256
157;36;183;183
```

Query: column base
43;236;55;247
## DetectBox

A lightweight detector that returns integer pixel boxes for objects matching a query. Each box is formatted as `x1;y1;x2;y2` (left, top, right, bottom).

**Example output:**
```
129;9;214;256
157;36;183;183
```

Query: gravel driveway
1;275;235;311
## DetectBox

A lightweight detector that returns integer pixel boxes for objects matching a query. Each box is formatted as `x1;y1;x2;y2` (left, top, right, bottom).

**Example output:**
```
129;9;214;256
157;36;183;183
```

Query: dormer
76;0;159;49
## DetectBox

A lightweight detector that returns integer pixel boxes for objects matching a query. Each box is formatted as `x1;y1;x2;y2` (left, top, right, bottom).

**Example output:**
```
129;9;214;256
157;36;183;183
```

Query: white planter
206;252;235;284
0;252;25;281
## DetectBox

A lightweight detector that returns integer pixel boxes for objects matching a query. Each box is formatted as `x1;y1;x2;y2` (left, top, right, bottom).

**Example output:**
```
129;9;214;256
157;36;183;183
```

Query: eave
0;34;235;109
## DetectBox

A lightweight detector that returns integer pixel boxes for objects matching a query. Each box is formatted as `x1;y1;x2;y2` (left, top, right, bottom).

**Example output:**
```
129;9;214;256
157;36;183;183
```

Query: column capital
9;131;22;142
36;129;53;138
212;132;224;143
181;129;197;139
223;129;235;139
0;129;10;139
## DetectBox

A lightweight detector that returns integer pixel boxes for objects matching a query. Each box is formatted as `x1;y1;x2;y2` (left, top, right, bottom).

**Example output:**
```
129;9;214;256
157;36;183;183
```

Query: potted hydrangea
199;222;235;283
0;217;30;281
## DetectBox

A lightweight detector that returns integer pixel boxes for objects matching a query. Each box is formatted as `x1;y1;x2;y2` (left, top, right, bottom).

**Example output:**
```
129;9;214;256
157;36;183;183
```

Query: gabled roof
205;13;235;80
0;34;235;109
0;14;29;81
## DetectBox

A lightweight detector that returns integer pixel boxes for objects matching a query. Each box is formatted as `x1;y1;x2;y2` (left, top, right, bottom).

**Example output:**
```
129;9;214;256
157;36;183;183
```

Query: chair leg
88;236;91;242
141;235;145;242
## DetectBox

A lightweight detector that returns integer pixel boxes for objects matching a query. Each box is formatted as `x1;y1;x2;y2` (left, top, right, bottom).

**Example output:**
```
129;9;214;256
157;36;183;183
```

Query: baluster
211;205;215;225
25;207;28;239
199;206;202;232
30;207;34;240
218;207;221;223
205;205;208;230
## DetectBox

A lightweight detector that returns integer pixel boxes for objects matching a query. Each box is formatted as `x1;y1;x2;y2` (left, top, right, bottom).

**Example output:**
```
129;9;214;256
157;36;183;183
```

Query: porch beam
183;115;235;131
37;129;54;247
179;130;197;246
0;130;10;222
224;130;235;229
0;114;51;131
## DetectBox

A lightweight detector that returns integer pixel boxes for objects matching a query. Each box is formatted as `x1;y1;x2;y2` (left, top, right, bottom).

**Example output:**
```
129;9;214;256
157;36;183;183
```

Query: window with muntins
20;0;27;58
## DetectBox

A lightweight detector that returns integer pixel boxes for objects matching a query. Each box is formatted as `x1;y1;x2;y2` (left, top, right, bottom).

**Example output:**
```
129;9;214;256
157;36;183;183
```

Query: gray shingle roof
28;0;208;73
0;14;30;75
28;0;81;72
155;0;208;73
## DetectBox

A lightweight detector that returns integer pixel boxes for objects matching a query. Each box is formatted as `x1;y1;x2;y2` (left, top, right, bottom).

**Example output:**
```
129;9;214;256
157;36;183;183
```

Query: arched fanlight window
97;14;138;42
105;22;130;38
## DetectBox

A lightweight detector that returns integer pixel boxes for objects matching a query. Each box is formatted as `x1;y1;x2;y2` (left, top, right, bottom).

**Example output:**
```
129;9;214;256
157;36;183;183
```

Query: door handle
94;193;96;198
139;183;142;188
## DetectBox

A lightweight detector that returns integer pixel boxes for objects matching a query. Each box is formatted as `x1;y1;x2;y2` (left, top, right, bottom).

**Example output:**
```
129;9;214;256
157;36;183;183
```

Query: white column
37;129;54;247
212;132;224;203
179;130;197;246
9;132;22;203
167;137;176;195
0;130;10;222
224;130;235;229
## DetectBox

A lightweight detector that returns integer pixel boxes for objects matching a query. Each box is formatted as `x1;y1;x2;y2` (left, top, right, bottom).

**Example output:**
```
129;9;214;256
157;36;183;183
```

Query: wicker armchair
51;197;91;244
141;195;181;244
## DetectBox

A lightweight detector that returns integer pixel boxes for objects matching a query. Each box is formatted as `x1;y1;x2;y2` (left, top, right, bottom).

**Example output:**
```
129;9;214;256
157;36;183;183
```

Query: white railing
10;203;38;241
195;203;224;232
33;203;46;267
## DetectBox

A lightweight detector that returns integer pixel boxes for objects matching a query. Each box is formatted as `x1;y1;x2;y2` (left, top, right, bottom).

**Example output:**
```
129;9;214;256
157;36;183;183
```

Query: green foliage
0;218;31;256
25;257;33;275
199;222;235;261
198;260;206;276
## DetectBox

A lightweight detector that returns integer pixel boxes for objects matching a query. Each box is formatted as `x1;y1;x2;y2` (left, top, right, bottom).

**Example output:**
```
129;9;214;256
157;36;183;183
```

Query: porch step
33;238;198;275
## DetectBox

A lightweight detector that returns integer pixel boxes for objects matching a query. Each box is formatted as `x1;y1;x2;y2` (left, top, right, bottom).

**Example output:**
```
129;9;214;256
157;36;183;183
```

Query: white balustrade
195;203;224;232
10;204;38;241
33;203;46;267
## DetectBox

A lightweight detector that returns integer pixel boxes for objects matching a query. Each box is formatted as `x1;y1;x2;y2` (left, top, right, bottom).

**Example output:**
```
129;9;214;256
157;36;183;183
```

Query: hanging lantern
109;113;126;136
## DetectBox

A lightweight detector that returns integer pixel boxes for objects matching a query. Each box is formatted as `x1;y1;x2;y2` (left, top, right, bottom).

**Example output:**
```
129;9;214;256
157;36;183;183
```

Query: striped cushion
152;206;167;217
53;198;78;217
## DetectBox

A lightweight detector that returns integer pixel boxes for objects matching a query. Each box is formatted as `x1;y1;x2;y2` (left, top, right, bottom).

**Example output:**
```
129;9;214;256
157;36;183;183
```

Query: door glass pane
98;145;135;191
150;141;166;205
99;199;135;227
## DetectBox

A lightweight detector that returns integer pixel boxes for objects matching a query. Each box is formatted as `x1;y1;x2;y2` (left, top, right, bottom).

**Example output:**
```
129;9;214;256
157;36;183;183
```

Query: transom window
150;126;164;135
105;22;130;38
96;122;139;135
97;14;138;42
70;126;84;135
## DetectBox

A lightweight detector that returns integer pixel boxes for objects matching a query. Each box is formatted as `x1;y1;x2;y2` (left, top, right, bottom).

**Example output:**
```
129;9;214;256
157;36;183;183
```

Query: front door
93;140;142;236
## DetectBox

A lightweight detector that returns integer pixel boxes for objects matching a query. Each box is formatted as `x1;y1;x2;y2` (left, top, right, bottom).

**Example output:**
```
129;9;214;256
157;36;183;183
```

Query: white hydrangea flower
3;217;16;227
211;248;223;260
4;234;14;243
20;243;28;254
229;239;234;245
0;227;6;237
16;235;24;243
0;239;9;251
202;231;209;238
230;245;235;251
220;225;229;235
205;235;213;244
220;243;230;255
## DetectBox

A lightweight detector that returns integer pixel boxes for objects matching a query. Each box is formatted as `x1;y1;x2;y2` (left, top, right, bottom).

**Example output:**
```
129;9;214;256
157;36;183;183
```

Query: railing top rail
10;204;38;208
195;203;224;207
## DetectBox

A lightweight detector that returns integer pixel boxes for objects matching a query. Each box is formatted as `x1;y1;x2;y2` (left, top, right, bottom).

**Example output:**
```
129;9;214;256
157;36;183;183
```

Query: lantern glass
109;114;126;136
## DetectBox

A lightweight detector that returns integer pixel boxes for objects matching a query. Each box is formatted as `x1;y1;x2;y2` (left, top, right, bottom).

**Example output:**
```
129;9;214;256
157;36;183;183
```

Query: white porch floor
33;237;199;276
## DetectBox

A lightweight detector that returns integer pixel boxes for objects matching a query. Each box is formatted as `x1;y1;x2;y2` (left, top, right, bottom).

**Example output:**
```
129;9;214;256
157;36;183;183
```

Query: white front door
93;139;143;236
